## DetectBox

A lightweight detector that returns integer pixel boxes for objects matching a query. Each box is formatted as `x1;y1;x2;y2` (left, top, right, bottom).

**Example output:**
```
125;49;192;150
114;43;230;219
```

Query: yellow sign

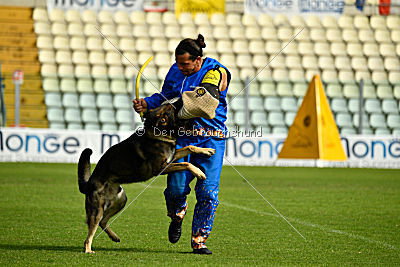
278;75;347;161
175;0;225;17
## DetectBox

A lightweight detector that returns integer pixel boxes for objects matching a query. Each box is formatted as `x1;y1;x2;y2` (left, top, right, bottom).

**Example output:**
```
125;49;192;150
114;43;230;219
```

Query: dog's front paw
192;166;206;180
201;148;216;157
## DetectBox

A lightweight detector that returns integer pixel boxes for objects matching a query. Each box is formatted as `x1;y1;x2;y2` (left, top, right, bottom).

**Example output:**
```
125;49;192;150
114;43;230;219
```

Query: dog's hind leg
99;186;127;243
84;198;104;254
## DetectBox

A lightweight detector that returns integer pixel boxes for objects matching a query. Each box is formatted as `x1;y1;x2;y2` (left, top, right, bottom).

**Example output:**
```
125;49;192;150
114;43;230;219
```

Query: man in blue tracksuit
133;34;230;255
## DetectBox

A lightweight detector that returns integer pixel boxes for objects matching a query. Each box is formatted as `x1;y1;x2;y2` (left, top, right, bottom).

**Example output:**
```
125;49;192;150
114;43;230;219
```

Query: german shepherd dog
78;103;215;253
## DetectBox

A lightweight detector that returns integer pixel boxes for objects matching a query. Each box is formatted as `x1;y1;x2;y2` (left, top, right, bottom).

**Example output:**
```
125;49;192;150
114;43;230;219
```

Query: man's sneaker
193;248;212;255
168;220;182;243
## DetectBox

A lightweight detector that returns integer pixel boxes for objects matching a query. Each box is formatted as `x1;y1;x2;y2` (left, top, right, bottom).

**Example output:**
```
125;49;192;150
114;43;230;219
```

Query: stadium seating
28;7;400;134
0;6;48;127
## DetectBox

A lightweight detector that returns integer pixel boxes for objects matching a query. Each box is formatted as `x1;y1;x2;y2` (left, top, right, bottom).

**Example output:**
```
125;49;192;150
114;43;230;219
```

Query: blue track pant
164;136;225;249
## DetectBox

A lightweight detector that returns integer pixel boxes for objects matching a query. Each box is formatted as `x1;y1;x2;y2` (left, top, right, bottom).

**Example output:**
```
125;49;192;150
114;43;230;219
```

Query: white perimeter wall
1;127;399;168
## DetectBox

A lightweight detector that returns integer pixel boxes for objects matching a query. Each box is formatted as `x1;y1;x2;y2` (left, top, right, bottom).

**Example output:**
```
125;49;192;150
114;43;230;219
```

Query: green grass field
0;163;399;265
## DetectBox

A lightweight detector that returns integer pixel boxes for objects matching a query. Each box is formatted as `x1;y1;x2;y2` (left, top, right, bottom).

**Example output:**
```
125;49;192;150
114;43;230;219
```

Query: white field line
224;157;306;240
133;183;397;251
221;201;398;251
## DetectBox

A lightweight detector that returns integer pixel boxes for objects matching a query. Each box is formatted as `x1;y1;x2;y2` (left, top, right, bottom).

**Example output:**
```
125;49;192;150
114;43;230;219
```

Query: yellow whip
135;56;153;121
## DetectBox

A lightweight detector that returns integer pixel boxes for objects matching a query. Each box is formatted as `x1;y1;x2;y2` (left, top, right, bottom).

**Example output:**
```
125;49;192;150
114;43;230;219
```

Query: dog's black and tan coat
78;103;215;253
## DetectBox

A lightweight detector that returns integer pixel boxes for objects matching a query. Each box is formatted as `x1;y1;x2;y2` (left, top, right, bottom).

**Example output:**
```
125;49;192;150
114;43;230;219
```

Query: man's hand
133;98;148;113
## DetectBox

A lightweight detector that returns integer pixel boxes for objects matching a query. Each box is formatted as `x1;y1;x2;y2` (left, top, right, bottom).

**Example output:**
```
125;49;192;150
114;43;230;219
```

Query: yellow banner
278;75;347;161
175;0;225;17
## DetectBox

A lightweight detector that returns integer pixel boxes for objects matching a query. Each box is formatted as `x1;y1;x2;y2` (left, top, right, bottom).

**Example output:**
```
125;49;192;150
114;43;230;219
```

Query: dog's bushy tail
78;148;92;194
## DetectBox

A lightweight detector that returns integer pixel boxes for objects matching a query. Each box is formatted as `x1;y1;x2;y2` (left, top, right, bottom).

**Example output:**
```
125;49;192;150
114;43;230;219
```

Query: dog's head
144;103;178;133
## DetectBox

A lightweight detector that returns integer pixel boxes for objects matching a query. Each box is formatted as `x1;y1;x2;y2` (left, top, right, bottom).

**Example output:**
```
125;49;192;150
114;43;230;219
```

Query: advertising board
1;128;399;168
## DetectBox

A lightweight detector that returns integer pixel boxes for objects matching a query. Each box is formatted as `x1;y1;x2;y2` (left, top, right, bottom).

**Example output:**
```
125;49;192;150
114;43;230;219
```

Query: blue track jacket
144;57;231;139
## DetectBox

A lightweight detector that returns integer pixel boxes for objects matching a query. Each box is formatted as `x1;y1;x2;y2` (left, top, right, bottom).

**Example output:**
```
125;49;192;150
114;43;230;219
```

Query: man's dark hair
175;34;207;61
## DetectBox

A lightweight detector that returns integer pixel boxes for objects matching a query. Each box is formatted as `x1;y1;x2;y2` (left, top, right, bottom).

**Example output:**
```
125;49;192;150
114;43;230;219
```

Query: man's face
176;53;202;76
